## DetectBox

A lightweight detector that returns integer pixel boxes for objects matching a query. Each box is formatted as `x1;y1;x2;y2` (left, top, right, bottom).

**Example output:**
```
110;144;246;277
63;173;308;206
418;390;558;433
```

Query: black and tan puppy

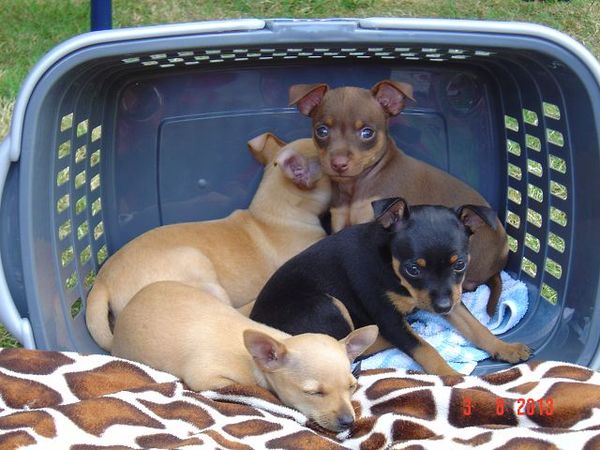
250;197;530;376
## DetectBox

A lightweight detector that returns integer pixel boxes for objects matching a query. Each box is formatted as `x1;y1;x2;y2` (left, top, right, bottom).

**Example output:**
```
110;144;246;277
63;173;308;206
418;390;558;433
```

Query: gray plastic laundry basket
1;18;599;374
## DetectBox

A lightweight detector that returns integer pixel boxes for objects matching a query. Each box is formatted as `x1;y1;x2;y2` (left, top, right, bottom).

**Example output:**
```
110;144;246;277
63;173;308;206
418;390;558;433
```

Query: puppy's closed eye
303;380;323;396
305;390;324;396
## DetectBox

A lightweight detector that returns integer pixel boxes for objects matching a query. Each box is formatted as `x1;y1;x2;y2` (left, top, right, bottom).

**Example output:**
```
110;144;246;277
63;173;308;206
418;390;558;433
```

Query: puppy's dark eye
360;127;375;140
404;263;421;278
315;126;329;139
454;259;466;272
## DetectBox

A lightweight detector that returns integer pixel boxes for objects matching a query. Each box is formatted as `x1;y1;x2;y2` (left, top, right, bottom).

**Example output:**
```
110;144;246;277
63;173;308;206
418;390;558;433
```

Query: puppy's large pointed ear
248;132;287;166
371;80;415;116
456;205;498;234
342;325;379;362
372;197;409;229
289;83;329;116
275;146;321;189
243;329;288;372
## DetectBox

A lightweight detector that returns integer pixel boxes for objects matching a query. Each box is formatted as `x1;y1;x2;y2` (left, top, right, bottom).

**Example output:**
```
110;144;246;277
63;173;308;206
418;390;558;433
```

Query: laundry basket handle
0;136;35;348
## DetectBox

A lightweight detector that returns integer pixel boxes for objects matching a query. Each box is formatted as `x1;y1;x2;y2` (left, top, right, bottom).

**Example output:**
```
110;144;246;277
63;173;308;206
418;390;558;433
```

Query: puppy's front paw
493;343;531;363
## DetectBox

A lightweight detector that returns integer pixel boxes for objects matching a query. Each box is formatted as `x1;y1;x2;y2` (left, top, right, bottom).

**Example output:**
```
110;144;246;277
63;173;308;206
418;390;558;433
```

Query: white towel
354;271;529;375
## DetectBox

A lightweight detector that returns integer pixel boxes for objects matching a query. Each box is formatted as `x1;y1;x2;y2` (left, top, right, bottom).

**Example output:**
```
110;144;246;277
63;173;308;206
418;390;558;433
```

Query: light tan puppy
112;281;378;432
87;133;331;351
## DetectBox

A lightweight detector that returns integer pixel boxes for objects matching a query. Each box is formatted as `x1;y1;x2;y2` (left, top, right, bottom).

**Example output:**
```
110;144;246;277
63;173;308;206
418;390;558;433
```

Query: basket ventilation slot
503;101;570;303
54;109;106;325
120;46;497;68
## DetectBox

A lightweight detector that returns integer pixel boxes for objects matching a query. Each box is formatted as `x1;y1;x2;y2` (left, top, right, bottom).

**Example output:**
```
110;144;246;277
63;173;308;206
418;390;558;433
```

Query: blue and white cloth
355;271;529;375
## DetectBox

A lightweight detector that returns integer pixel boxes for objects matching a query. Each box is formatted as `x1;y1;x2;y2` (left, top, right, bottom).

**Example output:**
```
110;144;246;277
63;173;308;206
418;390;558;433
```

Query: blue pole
90;0;112;31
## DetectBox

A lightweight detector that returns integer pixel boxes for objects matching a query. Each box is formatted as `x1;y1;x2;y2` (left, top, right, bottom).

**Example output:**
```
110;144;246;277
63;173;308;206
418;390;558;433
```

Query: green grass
0;0;598;104
0;0;89;100
0;0;598;347
0;325;20;348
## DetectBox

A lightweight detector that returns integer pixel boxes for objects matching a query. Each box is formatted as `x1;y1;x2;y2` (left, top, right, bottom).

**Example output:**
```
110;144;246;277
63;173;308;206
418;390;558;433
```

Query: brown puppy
112;281;378;432
86;133;331;350
289;81;508;316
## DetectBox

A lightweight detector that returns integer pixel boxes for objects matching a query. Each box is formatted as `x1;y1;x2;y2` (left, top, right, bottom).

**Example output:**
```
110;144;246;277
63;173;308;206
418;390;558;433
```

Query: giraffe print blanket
0;348;599;449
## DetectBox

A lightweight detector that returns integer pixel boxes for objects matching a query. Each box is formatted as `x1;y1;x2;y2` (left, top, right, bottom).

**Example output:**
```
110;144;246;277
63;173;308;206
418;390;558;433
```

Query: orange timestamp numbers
463;397;554;416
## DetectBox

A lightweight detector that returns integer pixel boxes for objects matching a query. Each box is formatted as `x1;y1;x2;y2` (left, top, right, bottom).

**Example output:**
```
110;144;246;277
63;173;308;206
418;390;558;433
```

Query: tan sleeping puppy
112;281;378;432
86;133;331;351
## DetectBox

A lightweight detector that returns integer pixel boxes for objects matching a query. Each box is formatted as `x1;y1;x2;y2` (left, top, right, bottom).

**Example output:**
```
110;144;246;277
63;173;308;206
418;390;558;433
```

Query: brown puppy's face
243;326;378;432
312;87;388;179
289;81;415;181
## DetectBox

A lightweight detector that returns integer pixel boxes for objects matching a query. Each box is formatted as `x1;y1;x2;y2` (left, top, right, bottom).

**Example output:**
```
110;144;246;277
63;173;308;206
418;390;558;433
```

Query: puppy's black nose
337;414;354;429
434;297;453;314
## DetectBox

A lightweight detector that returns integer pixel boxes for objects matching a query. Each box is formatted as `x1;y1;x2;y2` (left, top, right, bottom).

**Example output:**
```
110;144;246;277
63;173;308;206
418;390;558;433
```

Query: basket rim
4;17;600;163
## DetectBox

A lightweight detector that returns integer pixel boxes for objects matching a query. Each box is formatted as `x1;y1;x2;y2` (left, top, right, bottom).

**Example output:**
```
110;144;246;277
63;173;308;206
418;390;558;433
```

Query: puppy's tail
85;280;113;351
485;272;502;317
